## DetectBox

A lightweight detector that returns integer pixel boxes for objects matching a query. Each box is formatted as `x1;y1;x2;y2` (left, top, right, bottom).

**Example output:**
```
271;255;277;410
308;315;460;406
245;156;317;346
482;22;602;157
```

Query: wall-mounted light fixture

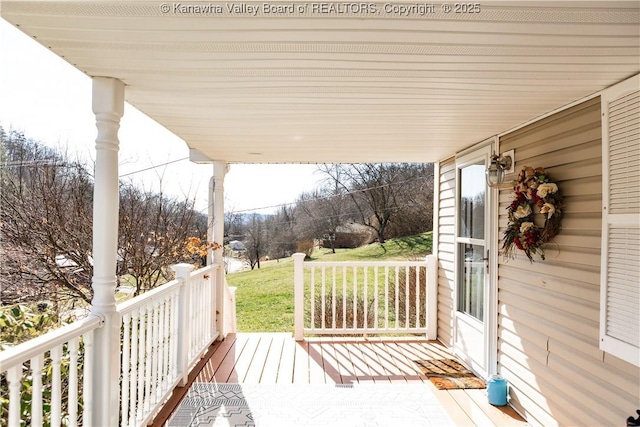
486;149;514;188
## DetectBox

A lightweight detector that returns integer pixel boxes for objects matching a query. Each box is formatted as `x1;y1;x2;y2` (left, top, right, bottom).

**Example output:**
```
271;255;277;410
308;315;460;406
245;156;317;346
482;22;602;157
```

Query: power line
119;157;189;178
231;174;432;214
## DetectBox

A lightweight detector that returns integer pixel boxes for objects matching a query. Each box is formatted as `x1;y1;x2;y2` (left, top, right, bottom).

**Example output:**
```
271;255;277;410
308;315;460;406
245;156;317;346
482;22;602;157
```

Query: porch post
90;77;124;426
293;253;306;341
211;161;227;338
426;254;438;340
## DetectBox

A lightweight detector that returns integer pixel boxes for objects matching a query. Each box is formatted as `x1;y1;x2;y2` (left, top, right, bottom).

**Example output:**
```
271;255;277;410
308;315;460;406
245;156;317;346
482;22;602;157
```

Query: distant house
228;240;246;252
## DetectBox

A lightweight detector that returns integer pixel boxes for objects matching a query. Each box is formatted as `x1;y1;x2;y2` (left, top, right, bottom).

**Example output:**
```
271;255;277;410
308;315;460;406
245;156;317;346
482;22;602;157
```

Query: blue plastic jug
487;374;508;406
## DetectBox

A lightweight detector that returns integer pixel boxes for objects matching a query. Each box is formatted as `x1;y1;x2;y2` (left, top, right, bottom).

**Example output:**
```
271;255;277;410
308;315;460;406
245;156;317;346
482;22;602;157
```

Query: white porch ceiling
2;1;639;163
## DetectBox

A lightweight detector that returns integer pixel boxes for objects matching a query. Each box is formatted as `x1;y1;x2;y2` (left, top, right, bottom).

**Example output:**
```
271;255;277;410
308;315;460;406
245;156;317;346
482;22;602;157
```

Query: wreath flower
502;166;563;261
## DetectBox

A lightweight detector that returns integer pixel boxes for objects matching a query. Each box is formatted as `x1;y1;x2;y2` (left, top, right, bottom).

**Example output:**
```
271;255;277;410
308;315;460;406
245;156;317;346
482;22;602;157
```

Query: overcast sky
0;19;321;214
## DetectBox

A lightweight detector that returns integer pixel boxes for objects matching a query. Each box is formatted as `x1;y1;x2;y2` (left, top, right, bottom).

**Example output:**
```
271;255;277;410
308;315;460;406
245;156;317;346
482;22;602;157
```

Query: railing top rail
190;262;221;279
0;314;103;369
117;278;182;315
117;262;222;315
304;260;428;268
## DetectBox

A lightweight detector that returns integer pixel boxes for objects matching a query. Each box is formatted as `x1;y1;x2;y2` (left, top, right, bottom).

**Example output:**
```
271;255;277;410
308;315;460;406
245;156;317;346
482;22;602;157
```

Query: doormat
414;359;486;390
167;383;455;426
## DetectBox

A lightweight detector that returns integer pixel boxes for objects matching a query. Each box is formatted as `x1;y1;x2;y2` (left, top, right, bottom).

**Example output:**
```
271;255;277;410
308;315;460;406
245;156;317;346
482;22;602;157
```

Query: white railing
1;261;231;427
118;263;221;427
294;254;437;340
0;314;103;427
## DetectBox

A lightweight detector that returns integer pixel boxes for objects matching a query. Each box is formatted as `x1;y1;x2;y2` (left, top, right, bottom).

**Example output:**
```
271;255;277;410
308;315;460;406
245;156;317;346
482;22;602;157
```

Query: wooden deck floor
150;333;528;426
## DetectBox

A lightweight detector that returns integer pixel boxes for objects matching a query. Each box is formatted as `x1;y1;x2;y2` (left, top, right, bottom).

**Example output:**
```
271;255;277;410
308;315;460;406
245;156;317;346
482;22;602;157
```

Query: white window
600;74;640;367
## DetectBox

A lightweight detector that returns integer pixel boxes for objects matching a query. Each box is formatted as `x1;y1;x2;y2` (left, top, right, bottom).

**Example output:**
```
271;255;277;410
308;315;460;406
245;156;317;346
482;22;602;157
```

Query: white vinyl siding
436;157;456;346
600;74;640;367
497;96;640;426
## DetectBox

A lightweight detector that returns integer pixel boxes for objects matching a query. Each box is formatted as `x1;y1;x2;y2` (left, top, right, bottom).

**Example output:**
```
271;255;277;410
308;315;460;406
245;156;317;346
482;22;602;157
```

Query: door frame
452;137;499;379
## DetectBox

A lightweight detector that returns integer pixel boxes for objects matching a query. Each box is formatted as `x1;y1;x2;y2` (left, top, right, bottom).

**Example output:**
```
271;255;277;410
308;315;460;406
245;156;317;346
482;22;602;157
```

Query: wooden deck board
448;388;497;426
367;340;407;382
276;336;296;384
259;334;285;383
293;339;310;384
149;333;529;427
213;333;248;383
243;335;272;383
359;341;391;383
381;341;427;382
332;339;359;384
194;336;233;382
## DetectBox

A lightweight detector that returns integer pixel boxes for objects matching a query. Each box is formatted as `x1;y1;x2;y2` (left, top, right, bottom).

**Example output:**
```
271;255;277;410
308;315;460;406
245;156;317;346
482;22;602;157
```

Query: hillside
226;232;432;332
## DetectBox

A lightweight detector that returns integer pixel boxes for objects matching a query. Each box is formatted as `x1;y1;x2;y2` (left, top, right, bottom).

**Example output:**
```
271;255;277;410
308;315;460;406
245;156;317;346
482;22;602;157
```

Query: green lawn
226;232;432;332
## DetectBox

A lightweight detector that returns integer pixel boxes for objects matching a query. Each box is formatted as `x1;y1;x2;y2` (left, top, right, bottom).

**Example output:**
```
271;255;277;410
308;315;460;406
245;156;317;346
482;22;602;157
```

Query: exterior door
454;145;494;378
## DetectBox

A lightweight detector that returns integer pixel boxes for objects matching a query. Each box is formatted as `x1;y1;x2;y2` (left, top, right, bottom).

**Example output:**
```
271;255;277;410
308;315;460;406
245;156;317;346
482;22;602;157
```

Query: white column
426;254;438;340
293;253;306;341
212;161;227;338
90;77;124;426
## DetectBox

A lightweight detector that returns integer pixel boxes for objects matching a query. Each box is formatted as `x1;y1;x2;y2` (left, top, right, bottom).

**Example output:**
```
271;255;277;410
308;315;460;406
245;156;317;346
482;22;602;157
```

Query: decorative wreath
502;166;563;262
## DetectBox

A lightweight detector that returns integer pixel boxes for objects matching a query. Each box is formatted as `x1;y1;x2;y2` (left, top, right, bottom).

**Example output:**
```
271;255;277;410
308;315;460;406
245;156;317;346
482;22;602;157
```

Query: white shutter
600;74;640;367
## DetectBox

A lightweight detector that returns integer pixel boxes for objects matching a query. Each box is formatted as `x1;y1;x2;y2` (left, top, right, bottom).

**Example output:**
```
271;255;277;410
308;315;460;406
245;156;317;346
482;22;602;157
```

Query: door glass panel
460;164;485;239
458;243;485;320
458;162;486;321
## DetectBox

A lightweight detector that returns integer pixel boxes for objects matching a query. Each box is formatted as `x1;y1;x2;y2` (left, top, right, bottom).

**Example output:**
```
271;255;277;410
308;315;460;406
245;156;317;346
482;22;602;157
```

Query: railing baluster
187;284;193;360
121;313;131;427
363;267;368;330
395;267;400;330
199;278;206;343
170;293;178;379
68;337;79;427
129;310;139;426
51;345;62;427
83;328;95;424
321;266;326;330
157;298;166;396
342;266;347;330
416;266;421;328
384;266;389;330
7;366;21;426
374;266;379;330
206;276;212;339
144;305;153;413
191;280;197;358
193;278;199;352
137;306;146;422
163;297;169;391
31;354;44;427
405;265;410;329
353;266;358;329
152;300;160;404
332;266;337;329
310;266;315;330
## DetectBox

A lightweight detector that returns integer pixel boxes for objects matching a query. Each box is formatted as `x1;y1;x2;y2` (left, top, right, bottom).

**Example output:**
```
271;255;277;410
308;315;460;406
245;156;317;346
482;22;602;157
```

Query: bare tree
317;163;432;243
266;205;297;259
1;129;211;309
384;163;434;238
224;202;244;241
295;186;350;253
242;213;266;269
1;129;94;305
118;183;207;295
